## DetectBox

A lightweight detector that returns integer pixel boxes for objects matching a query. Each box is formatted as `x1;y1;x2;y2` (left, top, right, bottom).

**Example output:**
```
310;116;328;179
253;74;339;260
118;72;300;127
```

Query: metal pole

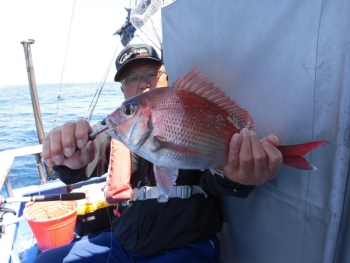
20;39;52;183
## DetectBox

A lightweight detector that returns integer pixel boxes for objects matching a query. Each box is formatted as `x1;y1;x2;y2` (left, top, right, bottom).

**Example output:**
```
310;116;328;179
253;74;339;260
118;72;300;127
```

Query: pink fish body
106;68;329;198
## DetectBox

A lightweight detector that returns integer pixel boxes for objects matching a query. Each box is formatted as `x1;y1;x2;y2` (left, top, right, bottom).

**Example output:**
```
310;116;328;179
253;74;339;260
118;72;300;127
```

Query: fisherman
36;43;283;263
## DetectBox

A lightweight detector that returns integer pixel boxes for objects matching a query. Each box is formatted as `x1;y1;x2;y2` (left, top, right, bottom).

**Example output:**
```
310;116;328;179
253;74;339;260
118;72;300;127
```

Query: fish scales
148;88;236;169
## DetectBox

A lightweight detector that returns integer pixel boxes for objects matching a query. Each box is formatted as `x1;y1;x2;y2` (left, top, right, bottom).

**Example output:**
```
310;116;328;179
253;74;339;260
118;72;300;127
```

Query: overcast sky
0;0;137;86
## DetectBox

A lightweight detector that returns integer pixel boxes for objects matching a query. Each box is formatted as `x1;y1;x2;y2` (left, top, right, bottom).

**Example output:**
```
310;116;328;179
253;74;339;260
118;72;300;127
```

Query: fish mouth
105;116;120;139
106;129;121;140
105;115;116;129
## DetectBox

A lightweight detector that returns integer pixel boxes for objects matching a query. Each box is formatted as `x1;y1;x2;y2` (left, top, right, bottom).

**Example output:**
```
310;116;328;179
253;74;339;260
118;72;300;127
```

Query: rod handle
34;193;86;202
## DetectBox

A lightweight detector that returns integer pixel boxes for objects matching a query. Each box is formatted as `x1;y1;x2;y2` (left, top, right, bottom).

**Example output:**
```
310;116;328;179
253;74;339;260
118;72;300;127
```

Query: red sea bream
105;68;329;198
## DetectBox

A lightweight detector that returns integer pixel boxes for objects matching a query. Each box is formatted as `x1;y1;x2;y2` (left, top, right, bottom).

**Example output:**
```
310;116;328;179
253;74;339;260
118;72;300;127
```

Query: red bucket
23;200;77;252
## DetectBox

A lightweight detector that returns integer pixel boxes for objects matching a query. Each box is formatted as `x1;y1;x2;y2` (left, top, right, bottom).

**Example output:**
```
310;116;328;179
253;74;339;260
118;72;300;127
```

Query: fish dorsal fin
172;67;254;129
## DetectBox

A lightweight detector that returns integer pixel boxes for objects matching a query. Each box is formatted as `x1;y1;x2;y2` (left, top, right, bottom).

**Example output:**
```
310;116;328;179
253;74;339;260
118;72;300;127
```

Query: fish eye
123;103;135;115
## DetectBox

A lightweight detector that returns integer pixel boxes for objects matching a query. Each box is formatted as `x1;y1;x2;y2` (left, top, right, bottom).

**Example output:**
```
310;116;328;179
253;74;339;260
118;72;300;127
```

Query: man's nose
139;75;151;90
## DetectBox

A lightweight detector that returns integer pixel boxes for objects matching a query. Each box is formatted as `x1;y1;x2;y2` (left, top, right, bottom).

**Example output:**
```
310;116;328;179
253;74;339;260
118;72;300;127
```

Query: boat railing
0;144;44;197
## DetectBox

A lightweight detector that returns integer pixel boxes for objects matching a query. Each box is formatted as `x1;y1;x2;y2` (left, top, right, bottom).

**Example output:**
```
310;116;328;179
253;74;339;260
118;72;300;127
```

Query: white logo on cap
119;47;149;64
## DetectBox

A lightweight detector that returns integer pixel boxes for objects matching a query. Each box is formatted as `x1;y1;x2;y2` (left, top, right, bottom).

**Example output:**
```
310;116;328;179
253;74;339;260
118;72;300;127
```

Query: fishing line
52;0;76;128
7;171;24;189
86;0;137;123
79;138;114;263
84;40;121;122
105;205;113;263
103;136;116;263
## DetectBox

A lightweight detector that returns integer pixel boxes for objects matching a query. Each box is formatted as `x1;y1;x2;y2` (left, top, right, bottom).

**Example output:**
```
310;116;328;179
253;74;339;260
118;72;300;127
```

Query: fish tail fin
277;141;330;170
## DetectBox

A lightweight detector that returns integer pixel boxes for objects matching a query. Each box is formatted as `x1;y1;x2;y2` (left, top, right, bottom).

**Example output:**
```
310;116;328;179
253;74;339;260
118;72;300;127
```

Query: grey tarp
162;1;350;262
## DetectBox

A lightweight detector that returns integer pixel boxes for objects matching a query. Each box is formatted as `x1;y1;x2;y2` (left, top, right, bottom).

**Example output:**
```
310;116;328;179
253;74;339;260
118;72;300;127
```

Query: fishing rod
88;125;108;140
87;117;109;141
0;192;86;205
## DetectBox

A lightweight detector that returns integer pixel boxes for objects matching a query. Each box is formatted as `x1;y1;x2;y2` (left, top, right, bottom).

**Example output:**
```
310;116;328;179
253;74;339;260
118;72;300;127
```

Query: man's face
120;60;168;99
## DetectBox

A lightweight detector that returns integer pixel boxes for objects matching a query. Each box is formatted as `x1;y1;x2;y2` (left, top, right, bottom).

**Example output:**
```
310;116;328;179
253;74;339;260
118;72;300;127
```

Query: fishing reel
0;207;16;239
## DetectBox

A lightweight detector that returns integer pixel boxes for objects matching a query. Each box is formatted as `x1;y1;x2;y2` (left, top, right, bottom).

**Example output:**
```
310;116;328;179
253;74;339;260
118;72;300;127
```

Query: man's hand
42;119;96;170
224;128;283;185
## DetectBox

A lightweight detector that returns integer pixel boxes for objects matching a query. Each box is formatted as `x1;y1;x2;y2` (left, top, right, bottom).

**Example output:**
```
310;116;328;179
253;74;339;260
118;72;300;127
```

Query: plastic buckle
157;195;169;203
143;187;147;200
142;186;155;200
180;185;192;199
121;200;130;206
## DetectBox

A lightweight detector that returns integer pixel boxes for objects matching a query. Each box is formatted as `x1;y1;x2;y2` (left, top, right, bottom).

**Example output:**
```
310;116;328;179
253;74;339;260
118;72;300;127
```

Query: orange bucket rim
23;201;78;222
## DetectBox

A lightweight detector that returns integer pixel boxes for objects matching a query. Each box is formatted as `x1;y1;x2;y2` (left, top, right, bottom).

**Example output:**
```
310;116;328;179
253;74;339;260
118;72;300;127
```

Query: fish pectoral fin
151;135;167;152
128;112;152;150
154;166;178;198
152;136;213;161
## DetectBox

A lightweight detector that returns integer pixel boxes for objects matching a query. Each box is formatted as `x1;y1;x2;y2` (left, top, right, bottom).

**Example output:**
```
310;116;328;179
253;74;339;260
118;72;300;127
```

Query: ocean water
0;82;125;197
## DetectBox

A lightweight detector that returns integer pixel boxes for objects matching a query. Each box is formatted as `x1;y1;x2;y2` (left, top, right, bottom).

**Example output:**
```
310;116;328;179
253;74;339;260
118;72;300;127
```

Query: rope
52;0;76;128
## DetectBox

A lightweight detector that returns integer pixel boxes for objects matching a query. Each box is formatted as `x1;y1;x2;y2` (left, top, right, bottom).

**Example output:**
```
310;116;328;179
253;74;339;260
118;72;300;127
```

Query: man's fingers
223;129;283;186
237;128;254;181
223;133;240;181
79;142;96;166
262;133;282;146
262;140;283;178
62;122;77;158
75;119;93;149
250;130;268;184
226;133;241;167
49;127;65;165
41;119;95;170
42;135;54;167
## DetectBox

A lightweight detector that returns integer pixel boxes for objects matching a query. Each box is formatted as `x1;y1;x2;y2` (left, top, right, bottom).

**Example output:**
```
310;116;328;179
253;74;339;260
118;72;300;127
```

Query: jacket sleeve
52;122;111;185
199;170;255;198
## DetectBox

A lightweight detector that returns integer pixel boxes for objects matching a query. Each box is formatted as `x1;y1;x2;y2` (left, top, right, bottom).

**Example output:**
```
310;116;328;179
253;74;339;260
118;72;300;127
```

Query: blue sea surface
0;82;124;197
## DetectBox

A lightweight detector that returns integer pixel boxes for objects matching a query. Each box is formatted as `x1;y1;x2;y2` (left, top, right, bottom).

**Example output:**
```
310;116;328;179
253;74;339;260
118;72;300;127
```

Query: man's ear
121;85;125;93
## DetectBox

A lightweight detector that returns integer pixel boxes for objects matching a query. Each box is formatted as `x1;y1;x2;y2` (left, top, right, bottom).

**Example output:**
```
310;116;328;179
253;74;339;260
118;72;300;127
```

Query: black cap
114;44;163;82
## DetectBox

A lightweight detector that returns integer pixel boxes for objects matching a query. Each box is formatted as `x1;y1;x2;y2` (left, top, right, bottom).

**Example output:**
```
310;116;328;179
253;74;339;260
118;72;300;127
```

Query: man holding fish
37;44;283;262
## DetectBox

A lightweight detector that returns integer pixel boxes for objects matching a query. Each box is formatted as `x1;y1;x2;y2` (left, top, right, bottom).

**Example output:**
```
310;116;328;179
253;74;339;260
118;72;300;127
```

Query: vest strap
104;139;132;204
104;139;208;205
130;185;208;202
